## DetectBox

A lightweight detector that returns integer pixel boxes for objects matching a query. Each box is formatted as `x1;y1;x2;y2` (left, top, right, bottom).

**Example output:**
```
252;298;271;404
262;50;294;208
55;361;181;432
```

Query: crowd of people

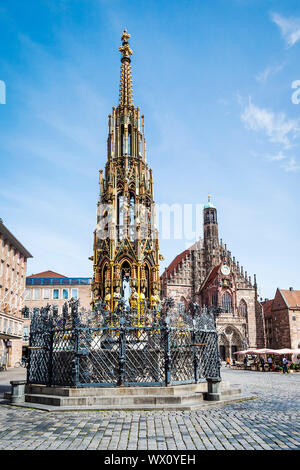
225;355;291;373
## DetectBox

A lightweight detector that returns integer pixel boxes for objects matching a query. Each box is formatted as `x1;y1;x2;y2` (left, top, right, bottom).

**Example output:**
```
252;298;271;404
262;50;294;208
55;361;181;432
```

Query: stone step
24;391;206;407
25;382;218;397
10;393;255;412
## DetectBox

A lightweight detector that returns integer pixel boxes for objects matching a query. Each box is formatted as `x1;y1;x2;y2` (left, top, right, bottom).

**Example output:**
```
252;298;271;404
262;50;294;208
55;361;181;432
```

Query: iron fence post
48;329;54;386
191;326;199;383
118;317;126;386
72;327;80;387
164;319;171;386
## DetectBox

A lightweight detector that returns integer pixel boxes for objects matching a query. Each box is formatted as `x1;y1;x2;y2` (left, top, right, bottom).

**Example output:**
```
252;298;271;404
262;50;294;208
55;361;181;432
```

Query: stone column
10;380;26;404
205;377;221;401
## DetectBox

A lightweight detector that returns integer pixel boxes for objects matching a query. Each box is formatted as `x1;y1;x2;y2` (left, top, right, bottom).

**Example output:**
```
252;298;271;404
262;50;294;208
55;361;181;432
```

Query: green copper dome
204;195;215;209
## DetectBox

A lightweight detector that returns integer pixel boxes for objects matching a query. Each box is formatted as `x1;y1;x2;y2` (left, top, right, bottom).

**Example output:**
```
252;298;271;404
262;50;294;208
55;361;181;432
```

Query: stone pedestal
205;377;221;401
10;380;26;404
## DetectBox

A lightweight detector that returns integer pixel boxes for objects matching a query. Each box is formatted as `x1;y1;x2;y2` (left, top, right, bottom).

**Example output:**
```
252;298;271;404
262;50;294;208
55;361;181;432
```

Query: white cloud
266;151;287;162
241;97;300;148
255;63;285;83
281;157;300;172
271;12;300;47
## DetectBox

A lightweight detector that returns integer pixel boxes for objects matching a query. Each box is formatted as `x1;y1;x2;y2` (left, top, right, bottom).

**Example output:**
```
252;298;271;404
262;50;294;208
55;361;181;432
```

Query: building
263;288;300;350
91;30;161;313
23;270;92;353
0;219;32;368
161;197;266;360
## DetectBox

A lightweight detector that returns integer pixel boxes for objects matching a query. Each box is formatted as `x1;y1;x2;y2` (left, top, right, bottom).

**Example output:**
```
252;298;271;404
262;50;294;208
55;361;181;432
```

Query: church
161;196;266;360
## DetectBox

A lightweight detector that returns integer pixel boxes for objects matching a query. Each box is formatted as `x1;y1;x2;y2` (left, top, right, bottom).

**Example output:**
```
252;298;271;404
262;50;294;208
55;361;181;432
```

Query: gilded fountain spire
91;31;161;317
119;29;133;107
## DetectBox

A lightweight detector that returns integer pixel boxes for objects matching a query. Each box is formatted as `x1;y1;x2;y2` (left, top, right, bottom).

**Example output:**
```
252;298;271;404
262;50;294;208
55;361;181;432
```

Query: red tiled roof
161;249;191;280
27;270;67;279
201;264;221;290
280;289;300;309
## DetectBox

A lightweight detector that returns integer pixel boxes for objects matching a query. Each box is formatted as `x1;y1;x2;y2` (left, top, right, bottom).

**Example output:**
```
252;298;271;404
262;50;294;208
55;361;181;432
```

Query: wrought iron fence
24;298;221;388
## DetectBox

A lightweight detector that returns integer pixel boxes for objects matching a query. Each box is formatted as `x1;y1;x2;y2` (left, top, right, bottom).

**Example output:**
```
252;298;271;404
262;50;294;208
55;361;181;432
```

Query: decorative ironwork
26;298;221;388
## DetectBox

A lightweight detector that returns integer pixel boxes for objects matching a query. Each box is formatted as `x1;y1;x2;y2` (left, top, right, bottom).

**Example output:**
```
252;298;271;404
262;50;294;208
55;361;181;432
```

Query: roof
161;246;195;280
27;270;67;279
280;289;300;309
161;249;189;280
200;264;221;291
0;220;33;259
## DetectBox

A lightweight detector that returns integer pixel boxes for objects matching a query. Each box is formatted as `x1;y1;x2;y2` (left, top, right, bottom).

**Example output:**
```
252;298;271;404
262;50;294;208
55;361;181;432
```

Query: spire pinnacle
119;29;133;107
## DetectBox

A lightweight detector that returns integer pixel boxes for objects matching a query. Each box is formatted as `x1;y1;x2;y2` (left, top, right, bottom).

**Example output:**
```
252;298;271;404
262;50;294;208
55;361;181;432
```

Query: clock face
221;264;230;276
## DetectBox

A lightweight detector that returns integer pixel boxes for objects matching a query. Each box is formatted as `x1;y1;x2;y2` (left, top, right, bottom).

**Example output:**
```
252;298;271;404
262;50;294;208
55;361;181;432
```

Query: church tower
203;195;220;273
91;30;161;314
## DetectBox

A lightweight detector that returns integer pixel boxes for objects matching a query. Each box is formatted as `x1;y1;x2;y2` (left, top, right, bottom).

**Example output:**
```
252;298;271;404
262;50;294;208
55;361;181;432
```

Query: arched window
221;292;232;313
121;124;124;156
128;124;132;156
121;261;131;306
212;291;218;307
239;299;247;317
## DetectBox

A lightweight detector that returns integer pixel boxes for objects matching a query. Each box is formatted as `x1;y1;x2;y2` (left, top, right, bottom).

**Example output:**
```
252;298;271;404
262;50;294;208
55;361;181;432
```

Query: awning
234;348;300;355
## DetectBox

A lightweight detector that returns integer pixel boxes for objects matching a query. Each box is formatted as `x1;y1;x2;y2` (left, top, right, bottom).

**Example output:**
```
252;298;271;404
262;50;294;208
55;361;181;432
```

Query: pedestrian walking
267;356;273;372
260;356;265;371
282;356;289;374
225;357;230;368
243;356;248;370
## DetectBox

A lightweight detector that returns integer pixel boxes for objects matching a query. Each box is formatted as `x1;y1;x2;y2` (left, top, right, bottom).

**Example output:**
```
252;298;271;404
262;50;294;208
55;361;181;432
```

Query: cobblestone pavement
0;367;299;450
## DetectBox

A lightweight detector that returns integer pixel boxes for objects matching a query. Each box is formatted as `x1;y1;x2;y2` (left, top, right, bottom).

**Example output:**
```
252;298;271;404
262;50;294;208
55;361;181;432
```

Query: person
225;357;230;368
267;356;273;372
243;356;248;370
282;356;289;374
260;356;265;371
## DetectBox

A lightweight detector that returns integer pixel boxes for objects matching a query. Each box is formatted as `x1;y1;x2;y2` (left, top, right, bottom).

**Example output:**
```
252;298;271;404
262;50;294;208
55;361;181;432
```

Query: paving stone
0;368;299;450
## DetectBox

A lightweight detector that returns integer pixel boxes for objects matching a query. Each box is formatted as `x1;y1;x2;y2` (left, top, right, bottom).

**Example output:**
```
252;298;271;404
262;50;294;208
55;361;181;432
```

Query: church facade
161;197;266;360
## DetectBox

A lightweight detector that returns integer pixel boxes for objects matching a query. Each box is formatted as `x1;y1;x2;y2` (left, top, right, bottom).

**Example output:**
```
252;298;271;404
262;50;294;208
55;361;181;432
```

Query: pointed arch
239;299;248;317
221;291;232;313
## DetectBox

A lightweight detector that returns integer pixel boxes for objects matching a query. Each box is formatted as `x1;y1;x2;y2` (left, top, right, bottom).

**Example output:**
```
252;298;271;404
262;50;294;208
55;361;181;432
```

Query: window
239;299;247;317
221;292;232;313
43;289;50;300
62;289;69;300
33;288;40;300
24;288;31;301
71;288;78;299
53;289;59;300
23;326;29;340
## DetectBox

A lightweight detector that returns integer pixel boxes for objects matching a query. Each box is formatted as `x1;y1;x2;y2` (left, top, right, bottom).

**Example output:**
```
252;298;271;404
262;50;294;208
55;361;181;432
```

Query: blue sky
0;0;300;299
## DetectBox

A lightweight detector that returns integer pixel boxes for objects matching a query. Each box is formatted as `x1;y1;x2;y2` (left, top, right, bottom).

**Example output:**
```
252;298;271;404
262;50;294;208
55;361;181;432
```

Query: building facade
161;197;266;360
263;288;300;350
0;219;32;368
24;271;92;354
91;31;161;315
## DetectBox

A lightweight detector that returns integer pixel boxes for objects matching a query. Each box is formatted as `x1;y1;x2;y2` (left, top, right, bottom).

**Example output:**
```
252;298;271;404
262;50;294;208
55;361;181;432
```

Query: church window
239;299;247;317
221;292;232;313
